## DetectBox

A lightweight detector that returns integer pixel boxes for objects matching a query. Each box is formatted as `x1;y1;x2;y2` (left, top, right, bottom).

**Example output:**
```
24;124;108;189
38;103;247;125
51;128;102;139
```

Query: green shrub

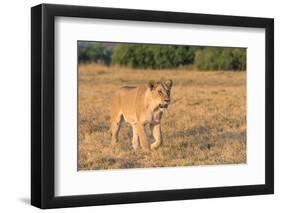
78;43;111;65
194;47;246;70
111;44;197;69
78;42;246;71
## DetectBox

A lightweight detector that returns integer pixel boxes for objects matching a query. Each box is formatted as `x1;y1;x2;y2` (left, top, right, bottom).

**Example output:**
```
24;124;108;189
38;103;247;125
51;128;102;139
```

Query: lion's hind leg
131;125;139;150
111;112;123;145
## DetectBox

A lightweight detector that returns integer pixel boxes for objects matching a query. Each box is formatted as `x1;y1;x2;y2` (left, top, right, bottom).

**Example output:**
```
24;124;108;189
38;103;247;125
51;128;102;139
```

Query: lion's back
111;85;147;122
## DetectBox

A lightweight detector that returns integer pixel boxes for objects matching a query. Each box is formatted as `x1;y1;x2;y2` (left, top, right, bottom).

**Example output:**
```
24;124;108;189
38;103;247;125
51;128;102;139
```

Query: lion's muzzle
159;102;170;109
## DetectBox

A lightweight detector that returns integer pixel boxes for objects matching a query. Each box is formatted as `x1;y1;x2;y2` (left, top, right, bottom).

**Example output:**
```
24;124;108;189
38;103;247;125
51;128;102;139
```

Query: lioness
111;80;173;150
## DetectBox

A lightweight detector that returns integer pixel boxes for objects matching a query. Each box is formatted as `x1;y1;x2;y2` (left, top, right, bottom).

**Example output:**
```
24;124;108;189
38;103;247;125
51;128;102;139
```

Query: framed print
31;3;274;209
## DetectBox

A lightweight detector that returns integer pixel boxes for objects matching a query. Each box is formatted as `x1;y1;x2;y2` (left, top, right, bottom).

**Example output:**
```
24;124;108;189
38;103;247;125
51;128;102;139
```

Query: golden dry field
78;64;246;170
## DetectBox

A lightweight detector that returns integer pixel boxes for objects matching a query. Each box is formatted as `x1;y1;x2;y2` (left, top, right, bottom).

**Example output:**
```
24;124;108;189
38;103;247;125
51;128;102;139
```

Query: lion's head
148;80;173;110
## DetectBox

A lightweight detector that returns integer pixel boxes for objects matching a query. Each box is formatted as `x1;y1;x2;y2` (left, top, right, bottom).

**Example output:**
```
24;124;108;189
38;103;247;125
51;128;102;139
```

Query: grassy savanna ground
78;64;246;170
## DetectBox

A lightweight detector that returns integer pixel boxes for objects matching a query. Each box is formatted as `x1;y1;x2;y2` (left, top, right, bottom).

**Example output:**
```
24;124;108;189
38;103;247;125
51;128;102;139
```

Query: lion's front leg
137;124;150;150
150;123;162;150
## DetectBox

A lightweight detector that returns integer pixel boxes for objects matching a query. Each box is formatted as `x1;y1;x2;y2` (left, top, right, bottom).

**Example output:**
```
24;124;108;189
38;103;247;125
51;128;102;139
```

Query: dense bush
111;44;198;69
78;43;111;65
194;48;246;70
78;42;246;71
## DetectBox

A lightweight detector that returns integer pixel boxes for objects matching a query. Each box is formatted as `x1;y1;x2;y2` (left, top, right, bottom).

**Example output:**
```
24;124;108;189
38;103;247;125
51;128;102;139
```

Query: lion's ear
148;80;157;90
164;80;173;89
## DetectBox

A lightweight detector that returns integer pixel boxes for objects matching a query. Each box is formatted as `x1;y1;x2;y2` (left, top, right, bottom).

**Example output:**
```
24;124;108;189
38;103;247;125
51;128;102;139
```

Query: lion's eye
158;91;163;96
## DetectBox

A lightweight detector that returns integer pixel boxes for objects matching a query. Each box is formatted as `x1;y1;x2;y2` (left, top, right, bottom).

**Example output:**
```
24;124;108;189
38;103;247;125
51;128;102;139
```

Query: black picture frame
31;3;274;209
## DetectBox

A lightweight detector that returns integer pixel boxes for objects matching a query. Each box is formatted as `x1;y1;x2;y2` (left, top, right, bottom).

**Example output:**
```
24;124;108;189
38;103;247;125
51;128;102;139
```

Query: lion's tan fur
111;80;173;150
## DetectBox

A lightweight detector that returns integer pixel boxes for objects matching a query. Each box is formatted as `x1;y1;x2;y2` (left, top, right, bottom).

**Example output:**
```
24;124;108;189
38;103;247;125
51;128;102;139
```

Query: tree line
78;42;246;71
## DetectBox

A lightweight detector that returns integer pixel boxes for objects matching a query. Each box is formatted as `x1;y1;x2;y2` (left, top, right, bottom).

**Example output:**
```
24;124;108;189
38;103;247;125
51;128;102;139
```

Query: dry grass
78;64;246;170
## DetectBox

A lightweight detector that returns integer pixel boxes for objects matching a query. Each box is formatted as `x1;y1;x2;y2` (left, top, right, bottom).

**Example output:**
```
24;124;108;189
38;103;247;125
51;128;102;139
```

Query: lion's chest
150;110;163;124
